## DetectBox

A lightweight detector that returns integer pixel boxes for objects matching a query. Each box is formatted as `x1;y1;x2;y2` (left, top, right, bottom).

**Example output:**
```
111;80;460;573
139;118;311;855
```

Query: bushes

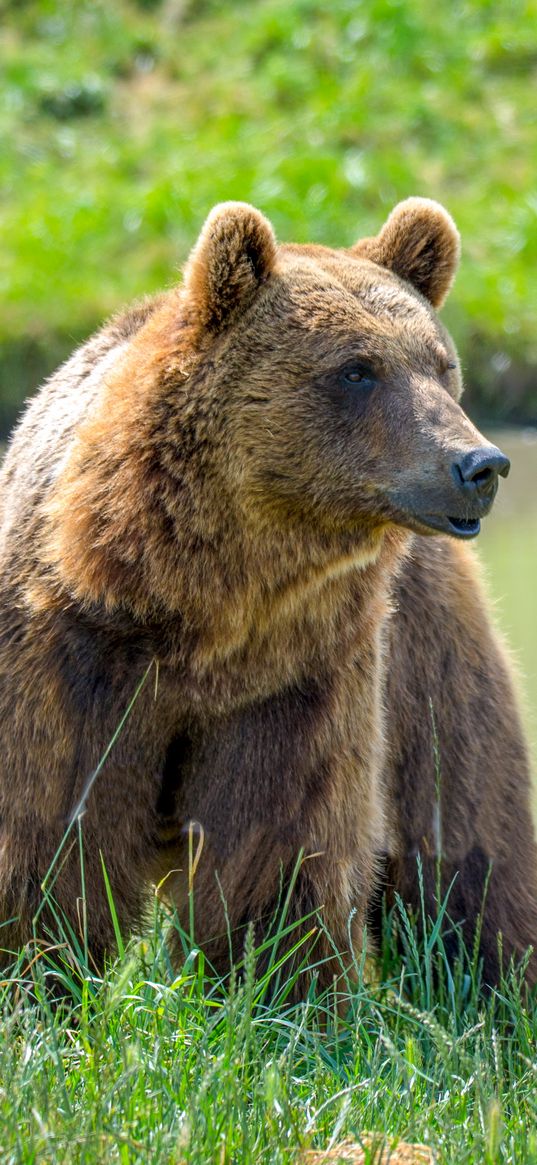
2;0;536;432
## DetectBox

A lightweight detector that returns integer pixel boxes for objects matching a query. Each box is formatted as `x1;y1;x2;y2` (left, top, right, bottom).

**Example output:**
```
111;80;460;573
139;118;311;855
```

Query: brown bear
0;197;536;991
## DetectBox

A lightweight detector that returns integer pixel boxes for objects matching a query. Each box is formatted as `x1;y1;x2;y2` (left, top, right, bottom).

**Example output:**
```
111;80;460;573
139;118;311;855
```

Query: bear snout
451;445;511;503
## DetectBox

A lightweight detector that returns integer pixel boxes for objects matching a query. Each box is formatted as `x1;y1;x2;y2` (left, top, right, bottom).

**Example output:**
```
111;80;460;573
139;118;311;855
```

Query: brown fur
0;198;535;991
381;536;537;983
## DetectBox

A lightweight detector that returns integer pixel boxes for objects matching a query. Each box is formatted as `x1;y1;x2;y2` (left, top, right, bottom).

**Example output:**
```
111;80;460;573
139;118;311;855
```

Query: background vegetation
1;0;537;435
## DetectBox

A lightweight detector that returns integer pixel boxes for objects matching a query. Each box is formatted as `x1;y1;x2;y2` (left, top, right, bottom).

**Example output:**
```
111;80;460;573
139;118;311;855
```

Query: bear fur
0;197;536;989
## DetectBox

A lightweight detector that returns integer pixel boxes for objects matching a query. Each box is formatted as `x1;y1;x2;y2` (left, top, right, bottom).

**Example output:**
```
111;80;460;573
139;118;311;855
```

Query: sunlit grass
1;878;537;1165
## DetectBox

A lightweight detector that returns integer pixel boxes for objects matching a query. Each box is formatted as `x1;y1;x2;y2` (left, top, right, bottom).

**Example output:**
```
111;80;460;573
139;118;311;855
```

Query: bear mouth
412;512;482;539
446;516;481;538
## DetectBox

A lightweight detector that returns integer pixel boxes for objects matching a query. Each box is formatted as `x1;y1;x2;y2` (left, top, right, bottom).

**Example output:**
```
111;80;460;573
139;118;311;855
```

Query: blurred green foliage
1;0;536;433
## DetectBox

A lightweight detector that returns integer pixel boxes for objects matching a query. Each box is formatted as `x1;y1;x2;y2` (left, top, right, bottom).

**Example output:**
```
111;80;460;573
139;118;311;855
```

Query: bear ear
352;197;460;308
183;201;277;332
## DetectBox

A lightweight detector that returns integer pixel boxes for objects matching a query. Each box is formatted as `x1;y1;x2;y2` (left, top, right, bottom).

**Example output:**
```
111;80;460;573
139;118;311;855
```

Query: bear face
183;198;508;545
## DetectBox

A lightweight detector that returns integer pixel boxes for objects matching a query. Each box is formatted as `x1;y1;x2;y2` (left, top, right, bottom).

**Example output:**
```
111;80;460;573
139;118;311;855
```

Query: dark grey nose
452;446;510;499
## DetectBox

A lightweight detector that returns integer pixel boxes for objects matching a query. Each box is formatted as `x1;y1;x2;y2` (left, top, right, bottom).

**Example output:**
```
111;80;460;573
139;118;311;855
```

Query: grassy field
1;889;537;1164
1;0;537;432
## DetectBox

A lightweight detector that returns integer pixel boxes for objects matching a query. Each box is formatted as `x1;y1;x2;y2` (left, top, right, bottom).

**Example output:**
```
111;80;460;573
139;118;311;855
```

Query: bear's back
0;297;162;557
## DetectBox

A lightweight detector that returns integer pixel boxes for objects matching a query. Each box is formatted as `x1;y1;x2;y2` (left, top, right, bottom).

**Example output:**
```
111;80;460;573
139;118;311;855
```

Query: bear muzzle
388;442;510;540
443;443;510;537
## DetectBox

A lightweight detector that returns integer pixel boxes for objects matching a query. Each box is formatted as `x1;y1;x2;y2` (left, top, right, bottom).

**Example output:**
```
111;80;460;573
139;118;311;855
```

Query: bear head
182;197;509;544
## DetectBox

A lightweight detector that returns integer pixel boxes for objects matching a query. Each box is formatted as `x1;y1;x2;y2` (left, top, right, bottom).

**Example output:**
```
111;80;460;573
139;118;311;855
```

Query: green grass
1;0;537;432
1;884;537;1165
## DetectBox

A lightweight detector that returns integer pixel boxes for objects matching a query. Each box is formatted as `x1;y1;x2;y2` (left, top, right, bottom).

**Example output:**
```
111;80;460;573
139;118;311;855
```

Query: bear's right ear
183;202;277;333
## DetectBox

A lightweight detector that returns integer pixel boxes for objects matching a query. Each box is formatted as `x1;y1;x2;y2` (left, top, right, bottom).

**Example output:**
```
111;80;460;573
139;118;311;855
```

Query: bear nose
452;446;511;498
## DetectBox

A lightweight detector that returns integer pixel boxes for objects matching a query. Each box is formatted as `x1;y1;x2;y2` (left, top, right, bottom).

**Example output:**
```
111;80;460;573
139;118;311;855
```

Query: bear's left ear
352;197;460;308
183;201;277;332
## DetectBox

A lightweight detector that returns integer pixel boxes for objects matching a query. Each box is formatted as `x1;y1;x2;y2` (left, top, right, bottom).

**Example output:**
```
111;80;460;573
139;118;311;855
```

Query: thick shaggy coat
0;198;535;987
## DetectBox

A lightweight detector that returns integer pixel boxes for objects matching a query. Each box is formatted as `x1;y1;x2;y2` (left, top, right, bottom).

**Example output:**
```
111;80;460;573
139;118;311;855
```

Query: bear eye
341;366;376;389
